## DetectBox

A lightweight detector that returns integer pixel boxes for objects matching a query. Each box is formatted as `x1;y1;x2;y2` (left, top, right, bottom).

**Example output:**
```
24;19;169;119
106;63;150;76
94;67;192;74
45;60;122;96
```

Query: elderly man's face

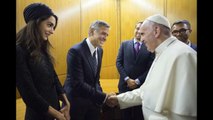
139;21;156;53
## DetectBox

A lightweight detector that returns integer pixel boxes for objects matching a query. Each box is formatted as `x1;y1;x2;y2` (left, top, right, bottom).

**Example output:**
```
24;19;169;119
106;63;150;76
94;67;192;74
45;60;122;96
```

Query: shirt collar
155;36;176;57
86;38;97;56
133;38;142;45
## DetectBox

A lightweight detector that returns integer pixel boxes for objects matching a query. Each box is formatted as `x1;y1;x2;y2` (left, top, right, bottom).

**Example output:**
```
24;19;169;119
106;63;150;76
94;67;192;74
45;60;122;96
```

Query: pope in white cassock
108;14;197;120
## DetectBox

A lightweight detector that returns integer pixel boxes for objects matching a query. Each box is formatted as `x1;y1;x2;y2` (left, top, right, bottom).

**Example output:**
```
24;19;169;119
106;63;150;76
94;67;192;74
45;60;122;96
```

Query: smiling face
92;26;109;48
39;16;56;40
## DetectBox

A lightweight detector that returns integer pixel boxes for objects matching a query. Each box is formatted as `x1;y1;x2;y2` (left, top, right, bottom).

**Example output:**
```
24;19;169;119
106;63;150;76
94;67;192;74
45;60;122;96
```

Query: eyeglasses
172;28;189;35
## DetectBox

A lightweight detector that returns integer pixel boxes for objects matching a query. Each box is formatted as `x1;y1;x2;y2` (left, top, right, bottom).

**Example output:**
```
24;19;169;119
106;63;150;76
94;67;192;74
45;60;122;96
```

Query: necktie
93;50;97;74
135;42;140;54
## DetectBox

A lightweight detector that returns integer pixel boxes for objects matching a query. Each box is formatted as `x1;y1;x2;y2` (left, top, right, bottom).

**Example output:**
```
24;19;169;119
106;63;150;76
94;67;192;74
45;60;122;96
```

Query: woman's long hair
16;15;58;64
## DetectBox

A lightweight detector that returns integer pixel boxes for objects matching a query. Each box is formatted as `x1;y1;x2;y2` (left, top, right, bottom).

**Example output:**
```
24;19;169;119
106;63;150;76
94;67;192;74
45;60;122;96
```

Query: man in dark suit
116;22;154;120
63;20;111;120
171;20;197;51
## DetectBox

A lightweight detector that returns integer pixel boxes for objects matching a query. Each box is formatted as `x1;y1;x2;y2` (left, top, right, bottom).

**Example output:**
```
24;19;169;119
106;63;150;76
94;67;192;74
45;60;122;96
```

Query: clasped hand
105;92;119;107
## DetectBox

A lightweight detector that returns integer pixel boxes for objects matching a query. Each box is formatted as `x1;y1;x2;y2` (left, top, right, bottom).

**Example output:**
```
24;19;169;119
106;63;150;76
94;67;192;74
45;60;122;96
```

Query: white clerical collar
133;38;142;45
155;36;176;57
86;38;97;56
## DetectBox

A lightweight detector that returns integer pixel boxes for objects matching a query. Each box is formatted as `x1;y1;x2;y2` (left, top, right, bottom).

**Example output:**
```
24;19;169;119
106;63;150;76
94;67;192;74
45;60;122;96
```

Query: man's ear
88;29;91;36
154;26;160;38
188;29;192;34
89;29;95;36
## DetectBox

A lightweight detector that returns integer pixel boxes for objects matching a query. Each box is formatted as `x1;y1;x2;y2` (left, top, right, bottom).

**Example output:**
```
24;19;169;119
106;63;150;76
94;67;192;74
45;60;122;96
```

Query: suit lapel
96;48;102;76
135;43;146;63
82;39;97;77
128;40;136;59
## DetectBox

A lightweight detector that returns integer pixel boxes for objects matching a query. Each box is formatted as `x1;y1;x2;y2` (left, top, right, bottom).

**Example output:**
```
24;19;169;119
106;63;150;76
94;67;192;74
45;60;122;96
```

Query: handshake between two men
105;93;119;108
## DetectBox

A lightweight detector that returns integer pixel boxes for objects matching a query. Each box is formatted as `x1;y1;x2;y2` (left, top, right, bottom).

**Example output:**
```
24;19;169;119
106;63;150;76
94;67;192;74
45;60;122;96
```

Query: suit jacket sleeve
16;46;49;113
116;42;128;80
138;53;155;85
66;48;106;105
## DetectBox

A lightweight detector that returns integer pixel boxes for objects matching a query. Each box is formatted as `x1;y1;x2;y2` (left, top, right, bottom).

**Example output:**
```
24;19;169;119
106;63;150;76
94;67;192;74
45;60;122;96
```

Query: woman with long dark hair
16;3;70;120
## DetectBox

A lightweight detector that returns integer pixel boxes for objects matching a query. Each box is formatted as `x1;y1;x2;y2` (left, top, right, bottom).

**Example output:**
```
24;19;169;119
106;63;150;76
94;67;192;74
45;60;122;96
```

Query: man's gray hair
89;20;110;36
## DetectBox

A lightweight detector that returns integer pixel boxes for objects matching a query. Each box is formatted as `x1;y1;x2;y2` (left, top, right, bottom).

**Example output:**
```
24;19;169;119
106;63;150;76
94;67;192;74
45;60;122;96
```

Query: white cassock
117;36;197;120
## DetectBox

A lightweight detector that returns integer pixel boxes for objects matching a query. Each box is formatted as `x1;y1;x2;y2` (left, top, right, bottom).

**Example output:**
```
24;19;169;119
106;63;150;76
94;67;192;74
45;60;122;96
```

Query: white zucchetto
146;14;171;29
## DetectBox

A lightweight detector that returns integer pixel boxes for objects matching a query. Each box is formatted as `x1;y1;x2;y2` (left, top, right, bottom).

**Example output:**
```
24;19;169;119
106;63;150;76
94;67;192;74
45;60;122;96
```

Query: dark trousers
121;105;144;120
70;99;101;120
101;103;121;120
